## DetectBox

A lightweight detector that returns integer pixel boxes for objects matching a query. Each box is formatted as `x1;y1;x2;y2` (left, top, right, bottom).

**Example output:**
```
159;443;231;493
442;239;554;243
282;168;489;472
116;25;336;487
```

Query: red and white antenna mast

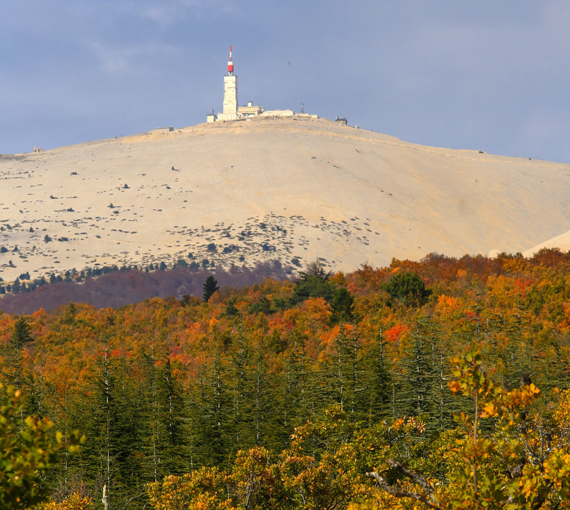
228;45;234;75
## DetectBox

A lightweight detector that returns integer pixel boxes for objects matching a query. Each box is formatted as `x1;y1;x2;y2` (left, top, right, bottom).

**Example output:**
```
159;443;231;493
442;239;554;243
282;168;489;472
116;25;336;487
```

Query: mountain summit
1;115;569;281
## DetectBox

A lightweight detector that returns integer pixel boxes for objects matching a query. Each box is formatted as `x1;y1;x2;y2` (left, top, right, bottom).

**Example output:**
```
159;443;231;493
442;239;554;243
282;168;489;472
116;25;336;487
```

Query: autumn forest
2;250;570;509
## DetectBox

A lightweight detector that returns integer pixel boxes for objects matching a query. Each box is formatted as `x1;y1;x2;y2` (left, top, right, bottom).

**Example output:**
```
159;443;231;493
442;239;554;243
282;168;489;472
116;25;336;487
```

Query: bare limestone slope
1;115;570;282
524;230;570;257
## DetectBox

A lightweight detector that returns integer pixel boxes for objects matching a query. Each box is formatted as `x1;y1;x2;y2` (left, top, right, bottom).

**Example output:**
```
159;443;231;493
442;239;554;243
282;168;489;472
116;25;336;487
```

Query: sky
2;1;570;163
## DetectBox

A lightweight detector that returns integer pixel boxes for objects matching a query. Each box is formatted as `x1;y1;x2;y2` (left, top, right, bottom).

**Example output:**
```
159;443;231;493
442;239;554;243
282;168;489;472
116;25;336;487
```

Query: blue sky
2;1;570;162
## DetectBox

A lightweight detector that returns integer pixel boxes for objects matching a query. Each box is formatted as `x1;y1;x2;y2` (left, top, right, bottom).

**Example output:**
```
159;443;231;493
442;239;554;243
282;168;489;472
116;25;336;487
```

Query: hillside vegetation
2;249;570;509
0;261;291;315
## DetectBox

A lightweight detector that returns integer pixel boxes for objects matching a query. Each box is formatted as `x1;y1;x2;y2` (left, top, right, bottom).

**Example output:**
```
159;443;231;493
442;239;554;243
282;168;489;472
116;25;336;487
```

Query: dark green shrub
382;271;431;306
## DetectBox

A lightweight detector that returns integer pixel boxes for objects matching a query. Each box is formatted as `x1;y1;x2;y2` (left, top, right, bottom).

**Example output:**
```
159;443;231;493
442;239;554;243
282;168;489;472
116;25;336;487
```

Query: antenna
228;45;234;75
301;102;304;114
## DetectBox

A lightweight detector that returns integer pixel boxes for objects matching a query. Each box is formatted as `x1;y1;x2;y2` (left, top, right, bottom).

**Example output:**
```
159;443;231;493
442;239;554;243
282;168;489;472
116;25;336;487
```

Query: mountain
1;115;570;283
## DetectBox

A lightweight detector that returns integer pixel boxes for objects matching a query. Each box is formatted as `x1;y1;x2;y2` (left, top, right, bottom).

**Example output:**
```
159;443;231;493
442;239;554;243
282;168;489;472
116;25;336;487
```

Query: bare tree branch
366;461;442;510
387;459;437;496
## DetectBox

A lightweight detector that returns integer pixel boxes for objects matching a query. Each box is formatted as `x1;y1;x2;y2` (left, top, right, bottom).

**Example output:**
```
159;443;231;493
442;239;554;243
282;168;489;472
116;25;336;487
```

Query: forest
1;249;570;509
0;261;292;315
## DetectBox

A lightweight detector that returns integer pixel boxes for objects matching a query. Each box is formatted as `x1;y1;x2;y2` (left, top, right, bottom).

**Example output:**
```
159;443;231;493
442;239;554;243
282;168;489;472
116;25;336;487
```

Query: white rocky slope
524;230;570;257
1;116;570;282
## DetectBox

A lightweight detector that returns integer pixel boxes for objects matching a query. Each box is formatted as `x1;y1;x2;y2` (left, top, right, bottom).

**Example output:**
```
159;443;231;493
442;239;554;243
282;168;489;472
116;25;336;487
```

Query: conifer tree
142;343;163;483
6;316;33;391
113;354;145;505
140;336;186;483
82;341;144;509
392;319;436;421
331;287;354;322
321;324;366;421
347;322;367;420
3;317;35;424
549;332;570;392
229;327;256;452
26;370;43;419
251;351;271;447
82;343;115;506
269;332;314;451
408;329;433;417
190;348;233;469
424;319;459;431
364;327;392;424
45;373;84;500
203;275;219;302
159;355;186;476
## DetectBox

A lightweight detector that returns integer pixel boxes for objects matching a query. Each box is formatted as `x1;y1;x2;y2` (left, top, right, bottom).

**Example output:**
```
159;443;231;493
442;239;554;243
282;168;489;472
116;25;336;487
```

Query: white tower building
208;46;264;122
218;46;239;121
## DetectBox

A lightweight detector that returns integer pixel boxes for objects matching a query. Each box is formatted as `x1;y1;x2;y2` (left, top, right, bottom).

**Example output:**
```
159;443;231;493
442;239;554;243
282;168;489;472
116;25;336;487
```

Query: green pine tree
203;275;219;302
189;348;233;469
6;317;33;391
81;341;145;509
269;332;316;451
364;327;392;425
320;324;366;421
158;355;186;476
3;317;36;424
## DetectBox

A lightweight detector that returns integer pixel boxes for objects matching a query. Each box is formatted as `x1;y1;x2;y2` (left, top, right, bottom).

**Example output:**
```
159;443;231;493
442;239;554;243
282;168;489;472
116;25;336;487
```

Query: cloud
178;0;242;15
138;6;179;27
136;0;244;27
86;41;181;75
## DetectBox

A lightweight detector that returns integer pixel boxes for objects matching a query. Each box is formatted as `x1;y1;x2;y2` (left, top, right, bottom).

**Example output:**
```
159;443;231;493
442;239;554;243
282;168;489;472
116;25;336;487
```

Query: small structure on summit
208;46;317;123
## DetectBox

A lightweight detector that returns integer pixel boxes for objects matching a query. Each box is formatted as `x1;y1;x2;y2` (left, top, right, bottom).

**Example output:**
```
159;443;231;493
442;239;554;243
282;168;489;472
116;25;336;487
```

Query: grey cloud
87;41;182;75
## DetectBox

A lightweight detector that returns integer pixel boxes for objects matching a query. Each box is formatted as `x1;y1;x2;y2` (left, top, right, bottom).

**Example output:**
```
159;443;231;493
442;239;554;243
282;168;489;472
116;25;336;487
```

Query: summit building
207;46;318;123
208;46;264;122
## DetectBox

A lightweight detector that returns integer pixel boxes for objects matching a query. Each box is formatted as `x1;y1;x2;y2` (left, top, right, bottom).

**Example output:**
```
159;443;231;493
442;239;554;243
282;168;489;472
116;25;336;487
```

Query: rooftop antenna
301;102;304;114
228;45;234;75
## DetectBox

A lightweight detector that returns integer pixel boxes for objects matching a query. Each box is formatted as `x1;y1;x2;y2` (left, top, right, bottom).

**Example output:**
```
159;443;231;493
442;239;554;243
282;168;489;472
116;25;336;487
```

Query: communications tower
208;46;264;122
219;46;238;120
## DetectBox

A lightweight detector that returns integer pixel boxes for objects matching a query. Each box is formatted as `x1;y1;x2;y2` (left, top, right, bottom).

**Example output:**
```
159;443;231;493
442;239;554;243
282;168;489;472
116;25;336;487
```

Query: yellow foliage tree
365;348;570;509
